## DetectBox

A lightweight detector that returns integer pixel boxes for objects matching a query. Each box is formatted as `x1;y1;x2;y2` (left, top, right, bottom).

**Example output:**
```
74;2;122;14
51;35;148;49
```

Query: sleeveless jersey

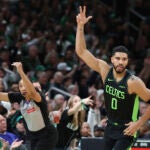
104;68;139;124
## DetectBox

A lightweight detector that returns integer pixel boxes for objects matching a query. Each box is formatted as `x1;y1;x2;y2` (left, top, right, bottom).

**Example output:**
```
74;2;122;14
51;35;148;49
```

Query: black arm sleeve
8;92;24;104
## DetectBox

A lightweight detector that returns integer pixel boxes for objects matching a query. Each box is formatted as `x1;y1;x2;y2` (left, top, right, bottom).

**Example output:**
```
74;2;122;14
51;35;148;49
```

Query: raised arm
75;6;110;82
68;97;93;116
12;62;41;102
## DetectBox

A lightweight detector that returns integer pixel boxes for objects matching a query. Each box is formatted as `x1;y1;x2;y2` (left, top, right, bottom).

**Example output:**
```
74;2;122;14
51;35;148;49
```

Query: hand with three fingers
76;6;92;27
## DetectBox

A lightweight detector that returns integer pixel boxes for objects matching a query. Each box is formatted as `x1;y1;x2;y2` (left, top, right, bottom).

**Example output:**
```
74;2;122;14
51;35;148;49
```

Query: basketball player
75;6;150;150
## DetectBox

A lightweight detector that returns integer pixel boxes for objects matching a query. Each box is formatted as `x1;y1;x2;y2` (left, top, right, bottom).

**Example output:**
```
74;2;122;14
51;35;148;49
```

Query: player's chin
116;68;125;74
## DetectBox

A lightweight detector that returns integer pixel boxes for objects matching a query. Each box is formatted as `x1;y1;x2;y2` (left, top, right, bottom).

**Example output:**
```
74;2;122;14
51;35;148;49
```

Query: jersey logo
27;107;36;113
119;85;126;89
108;78;113;81
67;122;78;131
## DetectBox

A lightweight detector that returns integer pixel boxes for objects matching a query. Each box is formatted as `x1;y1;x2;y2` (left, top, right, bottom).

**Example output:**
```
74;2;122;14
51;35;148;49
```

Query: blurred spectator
93;125;105;137
23;45;41;73
10;82;19;92
12;115;27;144
44;51;59;70
49;71;67;99
80;122;92;137
138;49;150;87
55;95;93;149
67;84;79;95
138;121;150;138
0;138;25;150
0;114;27;149
139;101;148;116
53;94;66;111
78;122;93;150
35;71;49;94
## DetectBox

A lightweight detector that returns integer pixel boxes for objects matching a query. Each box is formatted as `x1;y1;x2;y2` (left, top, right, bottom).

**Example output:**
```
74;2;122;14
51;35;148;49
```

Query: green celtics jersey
104;68;139;124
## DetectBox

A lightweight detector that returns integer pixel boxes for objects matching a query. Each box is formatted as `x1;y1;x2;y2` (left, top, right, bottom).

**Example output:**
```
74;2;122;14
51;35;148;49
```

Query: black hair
111;45;129;57
0;104;8;115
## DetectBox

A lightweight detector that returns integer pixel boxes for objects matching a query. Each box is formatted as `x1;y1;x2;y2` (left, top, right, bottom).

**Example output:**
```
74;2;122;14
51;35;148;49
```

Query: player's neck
113;69;126;82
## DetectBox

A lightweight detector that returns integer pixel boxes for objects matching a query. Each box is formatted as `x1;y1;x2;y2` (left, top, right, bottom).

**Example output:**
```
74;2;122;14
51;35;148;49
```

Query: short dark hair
0;105;8;115
112;45;129;56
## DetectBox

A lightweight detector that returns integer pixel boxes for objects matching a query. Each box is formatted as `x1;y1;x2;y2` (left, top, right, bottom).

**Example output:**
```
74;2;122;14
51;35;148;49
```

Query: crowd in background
0;0;150;149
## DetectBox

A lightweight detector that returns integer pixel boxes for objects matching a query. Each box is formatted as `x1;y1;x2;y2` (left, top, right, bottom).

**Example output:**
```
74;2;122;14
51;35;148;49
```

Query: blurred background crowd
0;0;150;149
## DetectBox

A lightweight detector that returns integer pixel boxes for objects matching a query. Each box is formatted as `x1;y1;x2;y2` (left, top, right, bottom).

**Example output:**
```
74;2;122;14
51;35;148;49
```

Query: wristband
81;100;84;110
81;100;88;110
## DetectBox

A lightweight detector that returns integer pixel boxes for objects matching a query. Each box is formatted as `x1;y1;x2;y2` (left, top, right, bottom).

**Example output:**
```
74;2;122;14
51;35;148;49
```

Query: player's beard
113;64;126;74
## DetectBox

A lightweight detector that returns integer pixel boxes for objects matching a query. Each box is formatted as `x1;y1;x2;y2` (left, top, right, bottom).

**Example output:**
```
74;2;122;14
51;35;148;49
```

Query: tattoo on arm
130;75;139;81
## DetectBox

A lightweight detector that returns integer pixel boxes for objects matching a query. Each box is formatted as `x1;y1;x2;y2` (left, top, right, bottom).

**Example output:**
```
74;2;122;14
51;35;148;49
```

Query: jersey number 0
111;98;118;110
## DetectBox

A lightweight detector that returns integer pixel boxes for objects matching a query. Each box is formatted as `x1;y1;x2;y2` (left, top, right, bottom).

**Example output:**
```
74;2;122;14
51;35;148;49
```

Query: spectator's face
55;96;65;106
11;84;19;92
12;102;20;110
80;122;91;137
28;45;38;57
16;121;25;133
54;72;63;84
65;50;73;60
70;86;79;95
37;72;48;84
72;96;80;106
111;52;128;73
140;102;148;115
0;115;7;133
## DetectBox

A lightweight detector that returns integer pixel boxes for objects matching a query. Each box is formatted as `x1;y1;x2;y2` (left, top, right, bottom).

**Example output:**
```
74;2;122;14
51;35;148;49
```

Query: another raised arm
75;6;110;82
12;62;41;102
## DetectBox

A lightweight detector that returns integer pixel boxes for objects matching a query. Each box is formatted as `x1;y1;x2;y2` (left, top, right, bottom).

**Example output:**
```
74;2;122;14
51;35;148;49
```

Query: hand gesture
12;62;23;73
123;121;141;136
76;6;92;27
82;96;93;106
0;138;9;150
10;140;23;149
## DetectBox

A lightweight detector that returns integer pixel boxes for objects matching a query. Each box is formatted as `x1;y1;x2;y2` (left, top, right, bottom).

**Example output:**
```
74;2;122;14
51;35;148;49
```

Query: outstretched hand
76;6;92;27
82;96;93;106
10;140;23;149
12;62;23;73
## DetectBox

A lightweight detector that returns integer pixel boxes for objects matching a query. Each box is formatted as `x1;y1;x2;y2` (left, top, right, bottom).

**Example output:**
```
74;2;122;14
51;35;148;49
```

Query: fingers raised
83;6;86;15
79;6;86;15
87;16;93;21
